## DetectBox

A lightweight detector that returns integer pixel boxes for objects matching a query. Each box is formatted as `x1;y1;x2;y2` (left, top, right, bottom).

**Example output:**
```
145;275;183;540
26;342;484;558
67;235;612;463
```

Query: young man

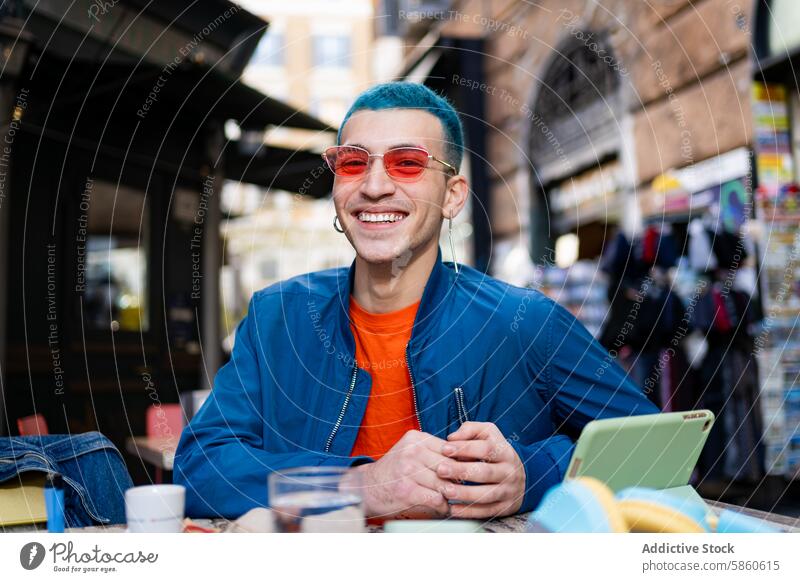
174;82;658;520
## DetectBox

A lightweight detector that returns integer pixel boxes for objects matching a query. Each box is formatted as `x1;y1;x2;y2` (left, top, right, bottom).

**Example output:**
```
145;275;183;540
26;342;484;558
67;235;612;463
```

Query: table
2;499;791;534
58;513;532;533
125;436;178;472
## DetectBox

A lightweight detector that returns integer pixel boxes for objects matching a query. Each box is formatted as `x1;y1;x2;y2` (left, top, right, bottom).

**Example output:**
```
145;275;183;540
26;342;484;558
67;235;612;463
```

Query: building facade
390;0;800;507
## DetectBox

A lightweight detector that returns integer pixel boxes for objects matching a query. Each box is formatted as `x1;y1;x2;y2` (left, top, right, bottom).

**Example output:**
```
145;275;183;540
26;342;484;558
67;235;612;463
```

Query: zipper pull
454;387;469;424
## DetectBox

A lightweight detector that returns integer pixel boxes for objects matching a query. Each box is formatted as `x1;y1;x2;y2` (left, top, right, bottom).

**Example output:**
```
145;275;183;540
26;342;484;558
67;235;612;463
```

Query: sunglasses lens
384;148;428;179
323;146;431;179
326;147;369;176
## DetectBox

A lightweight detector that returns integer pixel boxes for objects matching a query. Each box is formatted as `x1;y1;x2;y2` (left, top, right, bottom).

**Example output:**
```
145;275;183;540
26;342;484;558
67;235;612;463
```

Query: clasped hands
352;422;525;519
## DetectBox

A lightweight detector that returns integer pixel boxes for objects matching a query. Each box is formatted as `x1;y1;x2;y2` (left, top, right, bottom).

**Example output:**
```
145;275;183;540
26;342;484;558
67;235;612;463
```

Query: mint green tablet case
564;410;715;493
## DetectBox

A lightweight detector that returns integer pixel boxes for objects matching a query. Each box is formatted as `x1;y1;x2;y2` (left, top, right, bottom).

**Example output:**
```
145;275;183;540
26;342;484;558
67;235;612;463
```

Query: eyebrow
343;142;427;152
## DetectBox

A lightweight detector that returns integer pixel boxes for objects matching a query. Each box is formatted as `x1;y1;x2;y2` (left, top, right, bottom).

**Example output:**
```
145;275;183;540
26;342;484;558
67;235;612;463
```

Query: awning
754;44;800;88
20;54;335;195
225;143;333;199
40;58;334;133
394;27;446;81
158;64;335;132
20;0;265;78
19;0;334;134
403;47;444;84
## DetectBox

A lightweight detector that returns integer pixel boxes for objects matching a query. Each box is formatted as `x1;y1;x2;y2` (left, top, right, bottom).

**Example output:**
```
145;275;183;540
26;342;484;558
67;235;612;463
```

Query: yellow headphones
530;477;776;533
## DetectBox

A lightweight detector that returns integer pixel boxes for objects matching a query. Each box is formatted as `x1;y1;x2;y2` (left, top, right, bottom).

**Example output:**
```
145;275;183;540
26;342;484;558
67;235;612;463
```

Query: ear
442;174;469;220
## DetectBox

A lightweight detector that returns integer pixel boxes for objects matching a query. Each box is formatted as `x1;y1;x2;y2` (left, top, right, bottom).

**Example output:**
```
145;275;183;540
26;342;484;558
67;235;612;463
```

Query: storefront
396;35;487;272
0;1;333;479
623;148;765;490
750;0;800;483
525;32;632;339
534;161;626;338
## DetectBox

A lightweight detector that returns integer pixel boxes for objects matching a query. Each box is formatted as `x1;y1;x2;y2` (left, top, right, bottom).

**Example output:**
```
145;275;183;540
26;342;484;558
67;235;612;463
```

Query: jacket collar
336;246;456;353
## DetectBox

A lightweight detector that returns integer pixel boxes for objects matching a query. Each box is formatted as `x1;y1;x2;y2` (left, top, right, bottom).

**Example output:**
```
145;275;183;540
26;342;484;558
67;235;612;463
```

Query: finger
419;433;452;454
448;501;509;519
441;482;507;504
441;439;496;461
436;459;506;483
413;444;453;472
371;491;450;521
407;484;450;516
447;421;497;441
393;504;450;520
380;452;454;491
392;435;450;470
402;430;451;455
414;464;459;494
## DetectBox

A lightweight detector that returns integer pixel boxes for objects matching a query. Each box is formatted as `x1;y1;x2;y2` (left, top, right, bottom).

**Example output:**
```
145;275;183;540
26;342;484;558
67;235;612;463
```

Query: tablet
564;410;714;492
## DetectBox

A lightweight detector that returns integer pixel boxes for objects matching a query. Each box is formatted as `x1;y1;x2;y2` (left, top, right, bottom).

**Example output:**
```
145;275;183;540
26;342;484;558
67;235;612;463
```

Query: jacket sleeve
513;299;659;513
173;297;373;519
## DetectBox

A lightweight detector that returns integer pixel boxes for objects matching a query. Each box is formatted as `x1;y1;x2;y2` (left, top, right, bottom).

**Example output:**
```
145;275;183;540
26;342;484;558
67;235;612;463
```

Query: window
534;36;619;125
528;32;623;263
81;180;149;332
767;0;800;58
259;258;277;280
309;96;348;123
252;32;286;67
529;32;621;169
312;35;351;69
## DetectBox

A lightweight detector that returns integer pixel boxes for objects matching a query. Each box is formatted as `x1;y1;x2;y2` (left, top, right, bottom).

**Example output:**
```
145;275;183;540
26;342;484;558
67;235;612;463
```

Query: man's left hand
436;421;525;518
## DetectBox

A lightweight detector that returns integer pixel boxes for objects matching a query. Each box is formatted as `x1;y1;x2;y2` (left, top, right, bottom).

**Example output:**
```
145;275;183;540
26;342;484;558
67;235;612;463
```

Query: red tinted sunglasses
322;145;457;181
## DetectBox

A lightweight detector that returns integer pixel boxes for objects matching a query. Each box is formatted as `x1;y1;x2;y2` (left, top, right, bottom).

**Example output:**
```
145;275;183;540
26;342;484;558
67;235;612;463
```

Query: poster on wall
752;83;794;196
751;82;800;480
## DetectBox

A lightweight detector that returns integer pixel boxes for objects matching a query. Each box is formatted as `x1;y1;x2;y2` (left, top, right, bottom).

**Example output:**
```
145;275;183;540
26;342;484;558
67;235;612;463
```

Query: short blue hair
338;82;464;171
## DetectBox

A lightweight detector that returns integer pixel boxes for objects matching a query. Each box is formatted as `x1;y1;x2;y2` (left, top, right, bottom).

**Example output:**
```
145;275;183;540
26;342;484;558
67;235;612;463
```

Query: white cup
125;484;185;533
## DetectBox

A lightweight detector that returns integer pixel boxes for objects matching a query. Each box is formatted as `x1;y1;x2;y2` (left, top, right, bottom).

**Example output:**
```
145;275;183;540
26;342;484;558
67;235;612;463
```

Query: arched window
528;31;623;263
529;32;621;179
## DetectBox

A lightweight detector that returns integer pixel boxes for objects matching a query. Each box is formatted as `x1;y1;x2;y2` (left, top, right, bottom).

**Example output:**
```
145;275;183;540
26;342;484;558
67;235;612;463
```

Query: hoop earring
333;215;345;233
448;215;459;274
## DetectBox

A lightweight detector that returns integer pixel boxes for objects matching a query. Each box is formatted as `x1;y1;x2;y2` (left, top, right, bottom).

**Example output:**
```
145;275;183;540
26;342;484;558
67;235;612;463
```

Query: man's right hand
351;429;454;519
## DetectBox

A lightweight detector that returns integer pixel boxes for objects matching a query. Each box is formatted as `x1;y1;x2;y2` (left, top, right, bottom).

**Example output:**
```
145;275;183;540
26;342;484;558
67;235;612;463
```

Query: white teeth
357;212;406;223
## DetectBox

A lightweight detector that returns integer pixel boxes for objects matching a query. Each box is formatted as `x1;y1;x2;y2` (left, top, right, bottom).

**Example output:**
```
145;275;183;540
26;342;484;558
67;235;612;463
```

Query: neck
352;239;438;314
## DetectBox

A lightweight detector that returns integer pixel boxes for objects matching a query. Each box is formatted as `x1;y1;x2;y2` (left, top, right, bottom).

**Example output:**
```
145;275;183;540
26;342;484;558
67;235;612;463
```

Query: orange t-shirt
349;296;421;460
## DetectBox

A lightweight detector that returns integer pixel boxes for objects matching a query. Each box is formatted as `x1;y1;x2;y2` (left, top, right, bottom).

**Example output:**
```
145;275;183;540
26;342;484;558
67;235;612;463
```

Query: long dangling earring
448;215;459;274
333;215;344;233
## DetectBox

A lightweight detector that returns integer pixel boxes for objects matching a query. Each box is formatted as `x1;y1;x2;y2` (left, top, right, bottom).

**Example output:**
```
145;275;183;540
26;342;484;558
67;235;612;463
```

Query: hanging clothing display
691;284;764;482
599;226;687;409
600;220;765;483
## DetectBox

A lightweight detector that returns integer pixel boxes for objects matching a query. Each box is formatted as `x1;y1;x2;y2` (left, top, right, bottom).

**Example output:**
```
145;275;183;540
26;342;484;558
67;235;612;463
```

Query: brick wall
468;0;754;237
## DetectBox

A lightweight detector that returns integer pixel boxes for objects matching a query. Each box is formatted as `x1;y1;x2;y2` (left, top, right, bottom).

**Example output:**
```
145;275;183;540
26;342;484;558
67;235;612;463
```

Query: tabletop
3;499;795;534
59;513;534;533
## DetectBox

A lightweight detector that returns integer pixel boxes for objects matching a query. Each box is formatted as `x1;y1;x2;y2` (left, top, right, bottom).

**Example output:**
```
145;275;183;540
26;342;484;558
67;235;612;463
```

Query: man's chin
356;251;407;265
353;244;412;266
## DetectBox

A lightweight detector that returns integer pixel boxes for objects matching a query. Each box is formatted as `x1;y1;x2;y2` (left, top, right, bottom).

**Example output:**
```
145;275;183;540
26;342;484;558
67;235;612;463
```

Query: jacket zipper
324;362;359;453
454;386;469;424
405;343;423;432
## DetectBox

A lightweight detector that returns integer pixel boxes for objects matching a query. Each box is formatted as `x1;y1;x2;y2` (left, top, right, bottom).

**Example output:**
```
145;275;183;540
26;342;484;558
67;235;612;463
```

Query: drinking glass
268;466;365;533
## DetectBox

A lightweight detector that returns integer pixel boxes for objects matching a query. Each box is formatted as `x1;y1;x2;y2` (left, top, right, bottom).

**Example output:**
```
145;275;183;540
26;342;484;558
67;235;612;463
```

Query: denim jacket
0;432;132;527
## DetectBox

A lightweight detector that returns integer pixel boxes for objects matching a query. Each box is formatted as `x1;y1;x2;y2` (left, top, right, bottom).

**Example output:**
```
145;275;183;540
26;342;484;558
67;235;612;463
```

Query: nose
359;156;396;200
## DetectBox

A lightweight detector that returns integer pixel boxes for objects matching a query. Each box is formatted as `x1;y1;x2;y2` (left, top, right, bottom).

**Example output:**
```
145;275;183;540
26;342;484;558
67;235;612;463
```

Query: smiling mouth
355;211;408;224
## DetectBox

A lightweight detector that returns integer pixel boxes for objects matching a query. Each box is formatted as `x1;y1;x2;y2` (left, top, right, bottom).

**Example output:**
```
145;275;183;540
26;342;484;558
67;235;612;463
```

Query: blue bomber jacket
174;248;658;518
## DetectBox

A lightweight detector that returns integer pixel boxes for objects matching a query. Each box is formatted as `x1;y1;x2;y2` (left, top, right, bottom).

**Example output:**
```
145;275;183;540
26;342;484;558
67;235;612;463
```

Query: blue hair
338;82;464;170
